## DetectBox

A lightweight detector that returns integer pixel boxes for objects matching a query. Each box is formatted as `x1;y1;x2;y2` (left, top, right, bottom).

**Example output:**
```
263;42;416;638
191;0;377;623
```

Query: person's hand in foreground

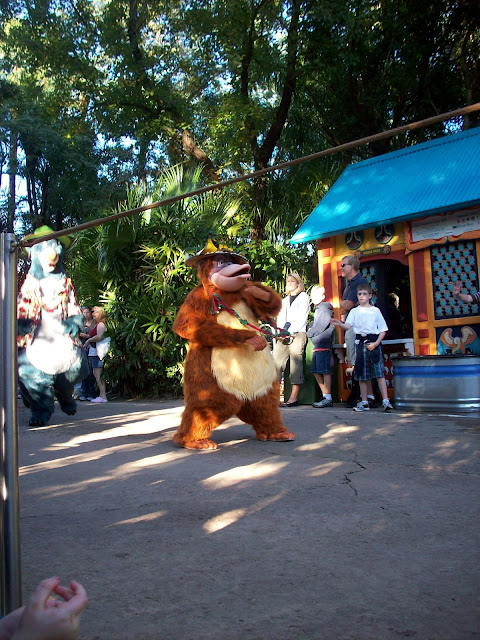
0;577;87;640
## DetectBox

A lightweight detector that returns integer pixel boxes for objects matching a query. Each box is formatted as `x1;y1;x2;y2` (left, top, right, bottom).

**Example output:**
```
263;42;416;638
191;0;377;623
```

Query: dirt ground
15;399;480;640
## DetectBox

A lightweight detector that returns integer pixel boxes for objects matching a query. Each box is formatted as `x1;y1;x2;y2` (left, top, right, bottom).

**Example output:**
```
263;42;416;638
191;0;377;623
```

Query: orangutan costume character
172;240;296;450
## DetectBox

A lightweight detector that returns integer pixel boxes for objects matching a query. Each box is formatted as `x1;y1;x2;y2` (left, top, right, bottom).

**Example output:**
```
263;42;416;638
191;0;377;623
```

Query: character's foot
257;431;296;442
59;400;77;415
29;414;50;427
176;439;219;450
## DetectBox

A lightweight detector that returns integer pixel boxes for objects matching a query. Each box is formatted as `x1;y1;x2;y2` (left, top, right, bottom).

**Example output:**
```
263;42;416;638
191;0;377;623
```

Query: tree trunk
249;0;301;242
127;0;218;183
137;136;148;182
181;130;219;182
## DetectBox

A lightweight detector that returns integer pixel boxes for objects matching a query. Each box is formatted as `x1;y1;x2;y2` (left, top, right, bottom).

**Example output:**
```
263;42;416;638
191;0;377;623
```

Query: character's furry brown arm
239;282;282;319
173;286;257;347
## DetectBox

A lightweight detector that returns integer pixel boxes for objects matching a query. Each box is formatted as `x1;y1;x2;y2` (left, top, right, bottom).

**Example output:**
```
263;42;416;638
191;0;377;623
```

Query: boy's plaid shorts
354;341;385;381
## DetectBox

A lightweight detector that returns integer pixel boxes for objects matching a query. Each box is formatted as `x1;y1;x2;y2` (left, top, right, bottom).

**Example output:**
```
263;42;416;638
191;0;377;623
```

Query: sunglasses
340;263;350;268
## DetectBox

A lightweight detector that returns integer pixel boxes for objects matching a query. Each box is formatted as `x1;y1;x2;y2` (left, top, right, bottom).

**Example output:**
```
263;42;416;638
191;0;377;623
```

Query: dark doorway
360;259;413;339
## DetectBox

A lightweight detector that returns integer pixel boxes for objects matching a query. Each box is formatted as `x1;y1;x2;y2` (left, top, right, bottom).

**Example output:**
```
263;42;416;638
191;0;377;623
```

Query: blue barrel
392;355;480;413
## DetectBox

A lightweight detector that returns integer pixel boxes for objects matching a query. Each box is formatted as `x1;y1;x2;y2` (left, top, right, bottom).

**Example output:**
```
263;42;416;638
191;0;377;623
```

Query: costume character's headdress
185;237;248;268
22;225;71;249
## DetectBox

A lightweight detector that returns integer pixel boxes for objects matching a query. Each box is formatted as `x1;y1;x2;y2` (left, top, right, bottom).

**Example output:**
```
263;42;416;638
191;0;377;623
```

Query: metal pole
0;233;22;615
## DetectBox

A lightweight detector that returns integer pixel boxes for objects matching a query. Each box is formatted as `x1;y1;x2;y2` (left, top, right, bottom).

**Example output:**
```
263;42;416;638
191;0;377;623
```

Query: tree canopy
1;0;478;236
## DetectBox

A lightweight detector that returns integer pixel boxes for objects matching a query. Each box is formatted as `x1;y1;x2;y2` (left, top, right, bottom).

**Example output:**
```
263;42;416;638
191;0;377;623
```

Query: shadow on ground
17;399;480;640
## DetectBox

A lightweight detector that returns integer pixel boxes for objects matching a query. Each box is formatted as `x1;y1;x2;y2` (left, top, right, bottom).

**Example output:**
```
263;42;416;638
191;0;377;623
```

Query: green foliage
68;163;318;397
2;0;478;237
297;0;477;156
237;236;314;289
68;165;224;396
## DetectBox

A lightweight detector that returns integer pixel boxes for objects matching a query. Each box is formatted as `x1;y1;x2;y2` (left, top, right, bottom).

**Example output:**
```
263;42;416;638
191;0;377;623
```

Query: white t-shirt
346;305;388;336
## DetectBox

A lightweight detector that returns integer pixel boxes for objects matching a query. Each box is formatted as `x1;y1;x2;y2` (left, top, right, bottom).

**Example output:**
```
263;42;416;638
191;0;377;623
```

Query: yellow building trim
435;316;480;328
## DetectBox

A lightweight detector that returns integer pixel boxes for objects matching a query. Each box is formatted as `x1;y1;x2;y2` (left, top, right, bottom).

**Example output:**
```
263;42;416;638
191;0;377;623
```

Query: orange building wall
315;223;480;401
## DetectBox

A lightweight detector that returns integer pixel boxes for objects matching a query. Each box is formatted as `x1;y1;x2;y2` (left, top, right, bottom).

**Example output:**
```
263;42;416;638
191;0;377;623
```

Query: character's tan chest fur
211;301;277;401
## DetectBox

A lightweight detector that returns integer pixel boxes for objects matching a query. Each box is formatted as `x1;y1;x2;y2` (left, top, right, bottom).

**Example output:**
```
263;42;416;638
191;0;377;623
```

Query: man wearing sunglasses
340;255;368;319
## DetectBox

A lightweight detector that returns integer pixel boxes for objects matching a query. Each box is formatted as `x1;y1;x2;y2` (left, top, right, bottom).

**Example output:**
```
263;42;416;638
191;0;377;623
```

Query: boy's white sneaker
353;401;370;412
382;399;394;412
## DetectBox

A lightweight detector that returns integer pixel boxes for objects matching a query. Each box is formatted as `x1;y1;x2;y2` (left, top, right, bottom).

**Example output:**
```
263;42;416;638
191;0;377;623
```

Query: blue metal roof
290;127;480;244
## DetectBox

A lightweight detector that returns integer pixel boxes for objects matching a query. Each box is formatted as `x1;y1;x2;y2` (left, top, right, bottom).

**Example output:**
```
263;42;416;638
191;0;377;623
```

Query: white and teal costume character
17;227;88;426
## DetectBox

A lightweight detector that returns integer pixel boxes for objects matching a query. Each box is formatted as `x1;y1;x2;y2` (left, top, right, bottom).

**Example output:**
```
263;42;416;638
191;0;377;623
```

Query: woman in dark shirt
83;306;108;403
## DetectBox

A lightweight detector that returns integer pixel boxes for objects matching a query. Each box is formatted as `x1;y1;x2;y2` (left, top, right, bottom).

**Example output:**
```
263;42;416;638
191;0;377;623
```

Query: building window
345;230;363;250
374;224;394;244
431;241;479;319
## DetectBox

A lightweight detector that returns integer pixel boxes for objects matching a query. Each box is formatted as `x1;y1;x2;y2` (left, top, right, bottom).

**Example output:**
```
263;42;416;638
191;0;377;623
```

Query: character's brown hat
185;238;248;268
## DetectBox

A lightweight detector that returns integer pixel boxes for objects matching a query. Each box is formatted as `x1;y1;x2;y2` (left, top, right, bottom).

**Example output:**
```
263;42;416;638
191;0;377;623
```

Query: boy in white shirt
331;284;393;412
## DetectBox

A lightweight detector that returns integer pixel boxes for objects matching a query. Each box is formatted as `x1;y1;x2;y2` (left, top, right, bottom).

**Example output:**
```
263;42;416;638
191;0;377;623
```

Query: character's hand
17;318;35;337
365;342;377;351
62;315;83;338
0;577;88;640
246;285;271;302
245;334;268;351
330;318;341;326
452;284;461;297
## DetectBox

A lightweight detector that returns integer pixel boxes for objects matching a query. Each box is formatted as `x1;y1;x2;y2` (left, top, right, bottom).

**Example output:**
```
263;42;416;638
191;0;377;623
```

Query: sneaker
312;398;333;408
353;401;370;412
382;399;393;412
78;396;87;401
90;397;108;403
367;397;379;409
